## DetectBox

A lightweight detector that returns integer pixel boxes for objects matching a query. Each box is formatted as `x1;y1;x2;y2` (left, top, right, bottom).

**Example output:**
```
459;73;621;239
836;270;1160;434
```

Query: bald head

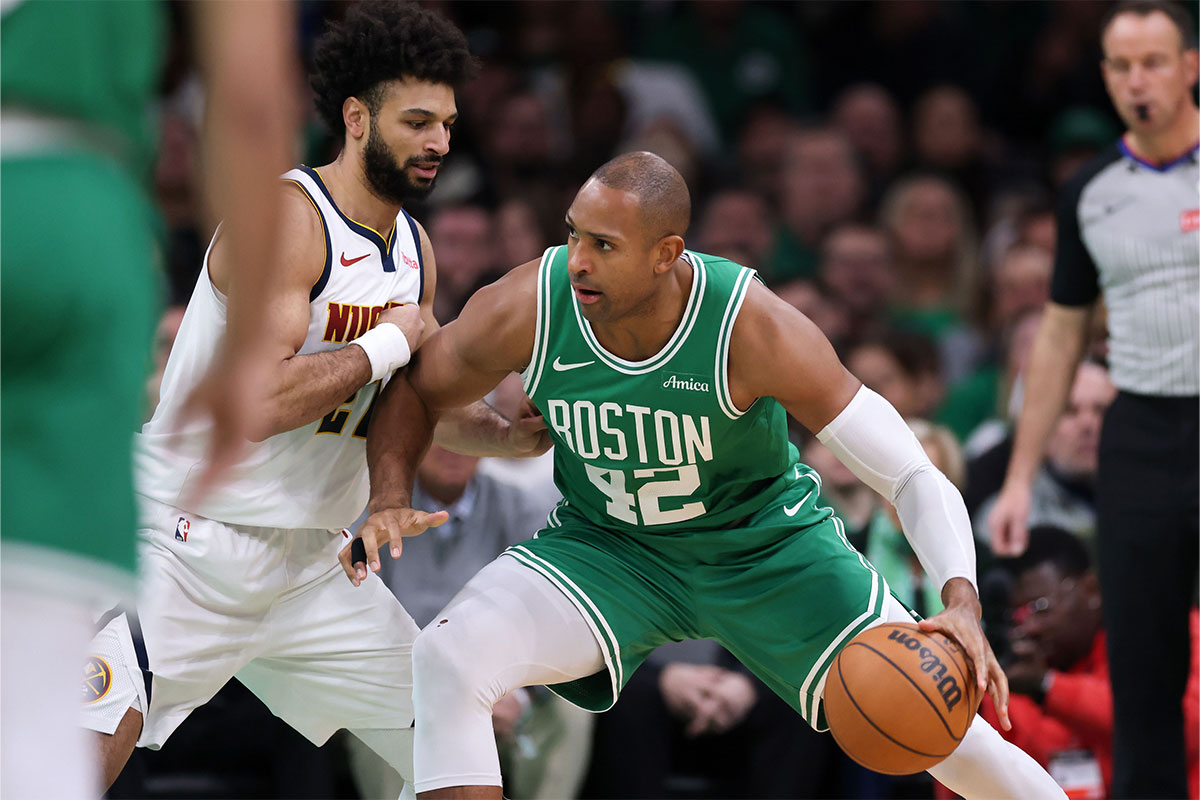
591;151;691;243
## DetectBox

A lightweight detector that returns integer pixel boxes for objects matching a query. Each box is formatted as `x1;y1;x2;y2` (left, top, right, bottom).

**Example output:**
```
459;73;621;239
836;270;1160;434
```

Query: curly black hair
310;1;476;136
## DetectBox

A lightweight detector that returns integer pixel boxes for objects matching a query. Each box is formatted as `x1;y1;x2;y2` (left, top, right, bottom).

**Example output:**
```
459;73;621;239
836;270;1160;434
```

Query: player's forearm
432;401;515;457
253;345;374;440
1005;304;1090;488
366;372;437;512
817;386;976;592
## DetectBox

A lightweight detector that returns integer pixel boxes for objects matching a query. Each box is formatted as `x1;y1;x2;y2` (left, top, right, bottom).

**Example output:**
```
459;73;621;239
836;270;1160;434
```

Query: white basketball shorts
81;496;419;749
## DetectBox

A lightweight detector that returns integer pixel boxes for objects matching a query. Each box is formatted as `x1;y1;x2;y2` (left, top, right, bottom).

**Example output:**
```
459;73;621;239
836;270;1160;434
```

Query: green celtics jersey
523;246;824;534
1;0;165;174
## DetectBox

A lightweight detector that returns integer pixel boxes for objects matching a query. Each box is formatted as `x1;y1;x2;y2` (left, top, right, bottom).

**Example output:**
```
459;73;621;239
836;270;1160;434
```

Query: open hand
918;577;1011;730
338;506;449;585
988;482;1033;557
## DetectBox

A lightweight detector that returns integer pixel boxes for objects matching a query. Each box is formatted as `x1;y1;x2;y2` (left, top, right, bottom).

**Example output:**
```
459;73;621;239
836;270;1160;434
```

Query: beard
363;127;440;204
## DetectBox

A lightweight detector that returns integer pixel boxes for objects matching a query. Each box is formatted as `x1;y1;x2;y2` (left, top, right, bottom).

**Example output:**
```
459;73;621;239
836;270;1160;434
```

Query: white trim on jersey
715;266;756;420
502;546;623;710
521;246;559;399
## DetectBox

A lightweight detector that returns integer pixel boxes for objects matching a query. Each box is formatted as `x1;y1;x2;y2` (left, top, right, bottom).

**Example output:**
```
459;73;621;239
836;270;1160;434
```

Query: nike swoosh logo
552;357;595;371
783;490;813;517
340;252;370;267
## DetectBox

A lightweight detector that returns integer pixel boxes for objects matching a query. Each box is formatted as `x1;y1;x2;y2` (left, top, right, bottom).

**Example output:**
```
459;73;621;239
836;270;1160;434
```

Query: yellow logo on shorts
83;656;112;704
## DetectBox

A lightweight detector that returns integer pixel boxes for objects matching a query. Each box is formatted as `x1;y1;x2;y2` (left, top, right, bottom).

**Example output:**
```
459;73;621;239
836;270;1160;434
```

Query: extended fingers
988;654;1011;729
920;616;988;692
339;538;365;586
359;523;385;574
418;509;450;530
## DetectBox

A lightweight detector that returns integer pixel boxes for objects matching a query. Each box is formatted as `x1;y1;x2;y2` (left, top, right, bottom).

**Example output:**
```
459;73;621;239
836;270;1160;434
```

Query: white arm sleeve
815;386;977;594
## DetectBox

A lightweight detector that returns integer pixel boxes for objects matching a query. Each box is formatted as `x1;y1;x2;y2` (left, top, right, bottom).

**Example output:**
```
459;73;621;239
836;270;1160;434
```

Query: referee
990;2;1199;797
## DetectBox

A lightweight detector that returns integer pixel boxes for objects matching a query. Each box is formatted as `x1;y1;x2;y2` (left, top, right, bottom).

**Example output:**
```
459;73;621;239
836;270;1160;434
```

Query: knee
412;621;498;713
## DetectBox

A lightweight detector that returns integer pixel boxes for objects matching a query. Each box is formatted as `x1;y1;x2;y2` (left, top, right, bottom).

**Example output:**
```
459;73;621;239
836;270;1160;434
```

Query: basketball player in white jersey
81;3;547;793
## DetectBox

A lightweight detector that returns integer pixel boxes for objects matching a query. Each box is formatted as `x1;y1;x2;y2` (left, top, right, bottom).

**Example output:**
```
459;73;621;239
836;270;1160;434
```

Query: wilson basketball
824;623;982;775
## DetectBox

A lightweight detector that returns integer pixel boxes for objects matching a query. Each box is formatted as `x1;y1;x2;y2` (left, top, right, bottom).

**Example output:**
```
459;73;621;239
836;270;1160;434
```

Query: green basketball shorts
502;480;891;730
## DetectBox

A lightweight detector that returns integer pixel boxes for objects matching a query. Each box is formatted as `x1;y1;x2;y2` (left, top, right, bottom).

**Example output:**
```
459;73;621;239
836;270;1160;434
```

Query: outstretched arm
342;261;542;581
729;280;1009;728
989;302;1090;555
406;221;549;459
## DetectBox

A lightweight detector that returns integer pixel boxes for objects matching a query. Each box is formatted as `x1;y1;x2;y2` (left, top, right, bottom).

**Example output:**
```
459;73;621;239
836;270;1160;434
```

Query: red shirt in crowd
980;609;1199;799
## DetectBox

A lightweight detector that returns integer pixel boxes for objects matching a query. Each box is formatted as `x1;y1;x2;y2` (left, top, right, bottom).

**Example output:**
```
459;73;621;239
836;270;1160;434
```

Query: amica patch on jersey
83;655;113;704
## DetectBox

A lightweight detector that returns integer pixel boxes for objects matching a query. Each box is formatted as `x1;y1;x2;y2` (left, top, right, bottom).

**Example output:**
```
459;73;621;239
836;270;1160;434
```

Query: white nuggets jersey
135;166;425;529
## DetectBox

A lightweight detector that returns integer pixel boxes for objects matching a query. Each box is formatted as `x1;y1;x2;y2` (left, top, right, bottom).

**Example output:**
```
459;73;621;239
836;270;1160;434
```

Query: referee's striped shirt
1051;138;1200;396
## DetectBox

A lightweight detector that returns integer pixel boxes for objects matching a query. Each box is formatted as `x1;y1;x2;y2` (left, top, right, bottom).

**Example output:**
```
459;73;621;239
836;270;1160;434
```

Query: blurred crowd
123;1;1195;799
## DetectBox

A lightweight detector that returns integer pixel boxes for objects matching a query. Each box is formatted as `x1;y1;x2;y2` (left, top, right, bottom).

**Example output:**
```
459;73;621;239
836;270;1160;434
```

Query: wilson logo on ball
886;629;963;712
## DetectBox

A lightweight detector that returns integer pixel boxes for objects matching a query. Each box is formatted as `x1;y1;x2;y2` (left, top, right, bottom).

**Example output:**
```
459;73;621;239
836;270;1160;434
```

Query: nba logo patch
1181;209;1200;232
175;516;190;542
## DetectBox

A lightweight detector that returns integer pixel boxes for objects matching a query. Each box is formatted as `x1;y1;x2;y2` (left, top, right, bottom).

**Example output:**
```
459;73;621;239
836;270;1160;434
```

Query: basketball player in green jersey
1;2;294;796
342;152;1065;799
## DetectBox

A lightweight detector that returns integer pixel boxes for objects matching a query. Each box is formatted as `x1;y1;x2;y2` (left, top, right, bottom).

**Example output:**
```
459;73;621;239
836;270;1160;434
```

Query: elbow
246;424;276;444
889;459;934;503
246;412;287;443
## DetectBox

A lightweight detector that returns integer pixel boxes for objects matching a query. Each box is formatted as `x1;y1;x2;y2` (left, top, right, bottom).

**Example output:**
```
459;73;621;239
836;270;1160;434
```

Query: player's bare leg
96;708;142;791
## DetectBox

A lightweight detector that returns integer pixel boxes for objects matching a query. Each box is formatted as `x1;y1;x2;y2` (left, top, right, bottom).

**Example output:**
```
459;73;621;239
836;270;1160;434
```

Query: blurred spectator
950;307;1045;456
766;127;866;284
639;0;812;143
581;639;846;800
971;361;1117;553
846;329;944;420
620;117;703;191
879;173;984;384
428;203;497;323
1045;106;1122;188
980;526;1200;799
495;197;551;270
733;104;794;207
478;88;567;238
692;187;775;269
1017;0;1114;146
990;243;1053;333
816;223;898;346
774;279;851;352
1016;200;1058;256
941;242;1054;444
831;82;907;195
532;0;720;171
911;84;996;222
880;173;979;334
